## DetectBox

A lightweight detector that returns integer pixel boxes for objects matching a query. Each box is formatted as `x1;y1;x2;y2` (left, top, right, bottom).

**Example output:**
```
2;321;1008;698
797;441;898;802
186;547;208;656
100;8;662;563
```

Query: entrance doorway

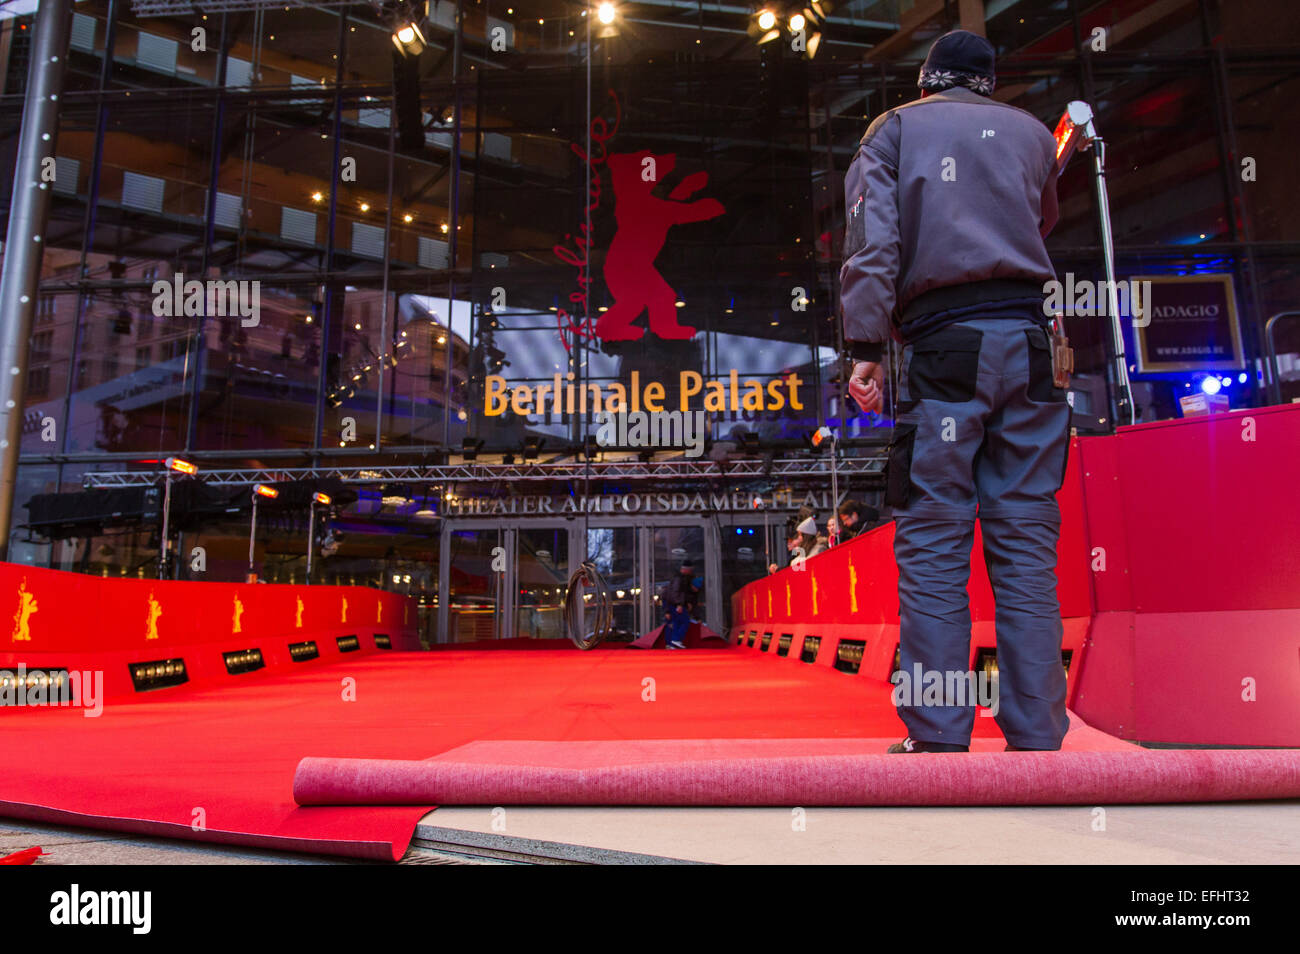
437;516;744;642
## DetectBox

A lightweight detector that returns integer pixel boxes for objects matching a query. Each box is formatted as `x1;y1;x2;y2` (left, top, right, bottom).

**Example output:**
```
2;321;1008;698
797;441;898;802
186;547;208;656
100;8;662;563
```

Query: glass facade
3;0;1297;640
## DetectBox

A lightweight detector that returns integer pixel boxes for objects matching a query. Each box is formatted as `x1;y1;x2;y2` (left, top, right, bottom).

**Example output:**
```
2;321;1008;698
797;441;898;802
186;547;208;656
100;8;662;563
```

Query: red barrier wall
730;437;1093;703
1070;403;1300;746
1;564;421;700
733;403;1300;746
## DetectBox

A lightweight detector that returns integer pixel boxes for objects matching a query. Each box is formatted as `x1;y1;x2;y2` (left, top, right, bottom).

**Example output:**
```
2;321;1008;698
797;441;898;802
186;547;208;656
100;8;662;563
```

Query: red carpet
294;730;1300;807
4;643;1297;859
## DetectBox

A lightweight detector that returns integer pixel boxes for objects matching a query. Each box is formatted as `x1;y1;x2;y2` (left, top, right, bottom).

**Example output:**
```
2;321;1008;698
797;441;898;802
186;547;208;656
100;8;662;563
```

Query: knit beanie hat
918;29;996;96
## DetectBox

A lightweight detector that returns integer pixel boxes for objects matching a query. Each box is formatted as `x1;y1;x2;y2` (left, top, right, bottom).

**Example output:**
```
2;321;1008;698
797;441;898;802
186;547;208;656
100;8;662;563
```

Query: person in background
659;559;698;649
768;517;825;574
829;499;879;544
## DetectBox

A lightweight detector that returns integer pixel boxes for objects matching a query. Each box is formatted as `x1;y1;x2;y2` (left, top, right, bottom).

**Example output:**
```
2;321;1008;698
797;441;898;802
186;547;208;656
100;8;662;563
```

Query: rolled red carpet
293;739;1300;807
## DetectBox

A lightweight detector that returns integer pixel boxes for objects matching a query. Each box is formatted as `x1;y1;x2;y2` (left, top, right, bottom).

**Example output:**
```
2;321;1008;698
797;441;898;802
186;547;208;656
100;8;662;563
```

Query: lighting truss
130;0;360;16
82;455;887;488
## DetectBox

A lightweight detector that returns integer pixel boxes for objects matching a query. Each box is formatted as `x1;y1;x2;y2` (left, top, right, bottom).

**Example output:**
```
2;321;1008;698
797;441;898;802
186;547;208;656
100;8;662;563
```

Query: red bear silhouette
596;150;725;342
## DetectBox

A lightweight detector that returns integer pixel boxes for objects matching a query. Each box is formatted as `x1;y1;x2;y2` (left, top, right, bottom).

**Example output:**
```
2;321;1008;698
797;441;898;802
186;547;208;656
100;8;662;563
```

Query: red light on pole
165;457;198;475
312;492;331;506
253;484;279;499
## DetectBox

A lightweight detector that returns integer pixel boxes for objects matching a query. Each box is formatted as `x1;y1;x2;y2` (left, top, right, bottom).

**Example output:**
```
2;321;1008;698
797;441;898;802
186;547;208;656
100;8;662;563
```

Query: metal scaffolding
82;455;887;488
130;0;360;15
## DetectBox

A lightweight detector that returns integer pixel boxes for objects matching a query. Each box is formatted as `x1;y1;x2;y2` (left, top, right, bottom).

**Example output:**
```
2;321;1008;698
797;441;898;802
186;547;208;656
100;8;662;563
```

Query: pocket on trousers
1026;328;1065;404
884;422;918;507
908;325;983;403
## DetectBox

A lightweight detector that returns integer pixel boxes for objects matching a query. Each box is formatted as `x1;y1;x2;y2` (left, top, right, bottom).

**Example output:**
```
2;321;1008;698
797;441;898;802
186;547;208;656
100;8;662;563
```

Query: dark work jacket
839;87;1059;362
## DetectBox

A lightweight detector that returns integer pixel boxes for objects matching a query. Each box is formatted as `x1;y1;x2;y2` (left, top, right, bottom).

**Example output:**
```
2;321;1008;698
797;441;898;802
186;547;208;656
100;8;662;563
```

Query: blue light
1200;376;1222;395
1238;373;1248;384
1220;376;1232;388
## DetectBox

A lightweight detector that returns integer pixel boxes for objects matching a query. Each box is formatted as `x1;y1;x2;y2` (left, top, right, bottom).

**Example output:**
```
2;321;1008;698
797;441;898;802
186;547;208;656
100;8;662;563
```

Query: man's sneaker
886;737;969;754
666;641;686;650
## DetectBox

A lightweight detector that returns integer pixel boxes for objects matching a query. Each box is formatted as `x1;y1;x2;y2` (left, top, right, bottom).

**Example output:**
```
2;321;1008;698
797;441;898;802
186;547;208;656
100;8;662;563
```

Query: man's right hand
849;361;885;414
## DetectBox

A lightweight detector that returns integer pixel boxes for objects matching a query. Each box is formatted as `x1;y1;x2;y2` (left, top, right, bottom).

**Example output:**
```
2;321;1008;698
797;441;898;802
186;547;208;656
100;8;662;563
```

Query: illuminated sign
1132;274;1245;373
444;488;834;518
484;370;804;417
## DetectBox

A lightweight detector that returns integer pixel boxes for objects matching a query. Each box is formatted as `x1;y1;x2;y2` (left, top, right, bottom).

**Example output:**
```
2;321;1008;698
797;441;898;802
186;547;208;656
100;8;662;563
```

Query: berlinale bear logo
593;150;725;342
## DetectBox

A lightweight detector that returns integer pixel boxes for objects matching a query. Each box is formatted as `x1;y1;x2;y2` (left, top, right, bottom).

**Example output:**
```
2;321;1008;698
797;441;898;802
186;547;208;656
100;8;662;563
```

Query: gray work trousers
886;316;1072;750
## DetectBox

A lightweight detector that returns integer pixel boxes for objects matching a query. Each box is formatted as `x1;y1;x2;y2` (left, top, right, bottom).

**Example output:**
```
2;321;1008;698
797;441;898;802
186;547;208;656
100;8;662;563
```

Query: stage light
757;9;776;30
337;635;361;653
253;484;278;498
129;658;187;692
811;425;833;448
165;457;197;475
312;492;331;506
392;20;427;56
597;2;615;24
740;431;760;454
462;437;485;461
403;213;413;223
381;484;412;506
289;640;320;662
789;13;805;30
523;436;544;461
223;648;265;675
1200;375;1222;395
1239;372;1249;384
1220;376;1232;387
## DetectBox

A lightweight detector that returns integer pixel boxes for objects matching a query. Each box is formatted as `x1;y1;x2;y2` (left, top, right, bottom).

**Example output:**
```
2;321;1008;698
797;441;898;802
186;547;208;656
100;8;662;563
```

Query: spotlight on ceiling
392;19;427;56
597;2;616;25
757;9;776;30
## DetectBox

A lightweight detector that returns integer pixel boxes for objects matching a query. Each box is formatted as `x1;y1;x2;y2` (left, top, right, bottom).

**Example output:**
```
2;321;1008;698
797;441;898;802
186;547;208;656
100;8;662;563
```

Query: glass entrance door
445;526;504;642
584;526;640;640
651;525;707;629
514;526;569;639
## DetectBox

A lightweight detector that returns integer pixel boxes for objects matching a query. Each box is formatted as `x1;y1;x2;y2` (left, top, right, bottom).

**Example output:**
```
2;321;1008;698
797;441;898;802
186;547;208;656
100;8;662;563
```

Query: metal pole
248;493;259;578
306;501;316;583
829;437;840;542
1090;140;1136;427
0;0;73;558
158;471;173;579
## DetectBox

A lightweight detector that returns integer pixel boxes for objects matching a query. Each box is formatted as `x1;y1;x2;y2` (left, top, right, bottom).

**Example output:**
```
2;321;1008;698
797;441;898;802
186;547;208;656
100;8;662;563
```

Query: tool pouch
1051;323;1074;390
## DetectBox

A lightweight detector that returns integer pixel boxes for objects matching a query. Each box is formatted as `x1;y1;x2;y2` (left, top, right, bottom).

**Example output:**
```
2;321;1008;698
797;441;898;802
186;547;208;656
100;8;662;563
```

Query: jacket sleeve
839;115;901;364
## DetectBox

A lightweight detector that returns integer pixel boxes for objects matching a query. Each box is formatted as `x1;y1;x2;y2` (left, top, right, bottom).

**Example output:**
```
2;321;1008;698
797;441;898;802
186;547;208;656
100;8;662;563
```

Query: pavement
5;800;1297;865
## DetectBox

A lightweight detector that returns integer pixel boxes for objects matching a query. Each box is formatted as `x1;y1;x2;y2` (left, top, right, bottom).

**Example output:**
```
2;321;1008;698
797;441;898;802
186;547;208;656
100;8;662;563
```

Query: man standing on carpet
660;559;699;649
839;30;1071;753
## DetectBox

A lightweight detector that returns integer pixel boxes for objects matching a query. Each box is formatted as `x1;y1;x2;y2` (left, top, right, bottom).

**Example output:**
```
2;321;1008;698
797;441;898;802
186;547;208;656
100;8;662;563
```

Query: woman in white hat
767;516;826;574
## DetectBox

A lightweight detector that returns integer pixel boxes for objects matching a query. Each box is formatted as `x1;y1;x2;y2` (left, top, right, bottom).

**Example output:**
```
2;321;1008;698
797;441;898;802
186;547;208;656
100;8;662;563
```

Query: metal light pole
1053;101;1137;428
813;425;839;544
306;491;330;584
248;484;278;582
159;457;197;579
